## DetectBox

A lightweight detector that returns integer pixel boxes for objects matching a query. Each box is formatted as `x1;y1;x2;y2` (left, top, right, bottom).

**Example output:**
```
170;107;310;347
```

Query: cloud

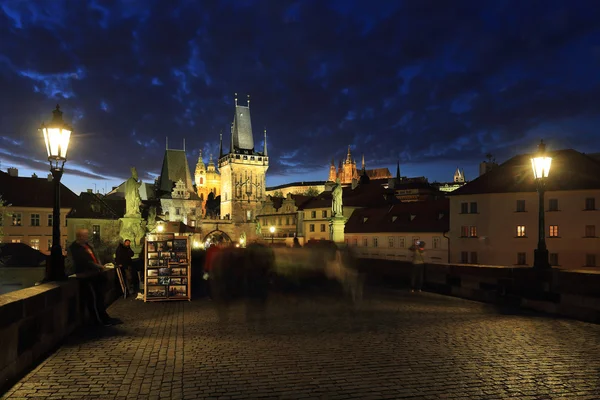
0;0;599;190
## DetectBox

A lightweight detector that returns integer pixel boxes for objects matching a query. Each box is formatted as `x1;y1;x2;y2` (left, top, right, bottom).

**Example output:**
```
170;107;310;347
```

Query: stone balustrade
359;259;600;324
0;269;119;393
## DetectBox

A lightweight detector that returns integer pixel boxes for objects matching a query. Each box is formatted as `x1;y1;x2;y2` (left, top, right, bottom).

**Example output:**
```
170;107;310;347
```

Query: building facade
0;169;78;253
256;193;310;240
448;149;600;269
344;199;449;263
219;95;269;222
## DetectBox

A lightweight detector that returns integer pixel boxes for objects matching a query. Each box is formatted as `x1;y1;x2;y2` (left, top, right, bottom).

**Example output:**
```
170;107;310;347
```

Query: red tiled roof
345;198;449;234
0;171;78;209
450;149;600;196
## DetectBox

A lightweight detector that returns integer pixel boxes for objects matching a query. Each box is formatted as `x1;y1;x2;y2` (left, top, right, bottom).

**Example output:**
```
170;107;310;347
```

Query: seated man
69;228;118;326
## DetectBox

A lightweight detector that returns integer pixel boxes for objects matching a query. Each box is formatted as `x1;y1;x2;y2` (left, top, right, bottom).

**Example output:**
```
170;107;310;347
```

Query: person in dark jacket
69;229;117;326
115;239;135;295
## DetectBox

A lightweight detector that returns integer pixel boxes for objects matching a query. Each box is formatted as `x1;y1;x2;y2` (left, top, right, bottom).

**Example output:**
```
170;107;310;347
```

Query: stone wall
0;267;45;295
0;269;119;392
358;259;600;324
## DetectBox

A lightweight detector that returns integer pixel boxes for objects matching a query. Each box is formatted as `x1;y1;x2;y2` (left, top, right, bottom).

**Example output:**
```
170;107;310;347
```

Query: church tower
453;167;465;183
194;150;206;188
328;158;337;182
219;94;269;222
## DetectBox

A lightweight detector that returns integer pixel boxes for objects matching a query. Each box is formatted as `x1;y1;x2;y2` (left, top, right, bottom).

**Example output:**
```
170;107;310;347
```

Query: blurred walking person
410;240;426;293
115;239;135;296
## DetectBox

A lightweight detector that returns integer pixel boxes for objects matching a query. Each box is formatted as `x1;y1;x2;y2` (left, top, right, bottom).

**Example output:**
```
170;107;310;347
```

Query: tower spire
361;154;365;170
263;128;268;156
219;130;223;158
346;145;351;163
396;160;400;180
166;137;168;150
247;94;250;108
234;92;238;106
183;138;186;152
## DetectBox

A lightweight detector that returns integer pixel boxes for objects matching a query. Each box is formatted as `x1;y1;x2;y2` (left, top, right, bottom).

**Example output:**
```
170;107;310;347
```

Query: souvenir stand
144;233;191;302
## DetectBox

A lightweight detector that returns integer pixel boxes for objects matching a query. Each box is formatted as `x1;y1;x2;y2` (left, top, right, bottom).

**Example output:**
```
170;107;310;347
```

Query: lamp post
269;226;275;245
530;140;552;269
40;105;72;281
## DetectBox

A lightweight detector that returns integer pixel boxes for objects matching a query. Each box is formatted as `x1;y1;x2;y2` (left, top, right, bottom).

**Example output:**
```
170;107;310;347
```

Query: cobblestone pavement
3;289;600;399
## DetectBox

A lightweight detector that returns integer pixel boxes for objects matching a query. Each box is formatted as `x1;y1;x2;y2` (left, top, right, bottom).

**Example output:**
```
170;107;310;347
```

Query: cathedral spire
219;130;223;158
361;154;365;170
263;128;268;156
396;160;401;180
346;145;352;163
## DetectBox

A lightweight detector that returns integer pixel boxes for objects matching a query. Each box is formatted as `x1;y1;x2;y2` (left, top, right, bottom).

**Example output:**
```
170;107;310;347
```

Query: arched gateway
203;230;232;246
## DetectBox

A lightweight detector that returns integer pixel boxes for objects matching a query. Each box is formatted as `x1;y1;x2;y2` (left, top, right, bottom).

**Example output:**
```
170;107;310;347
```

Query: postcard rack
144;233;191;302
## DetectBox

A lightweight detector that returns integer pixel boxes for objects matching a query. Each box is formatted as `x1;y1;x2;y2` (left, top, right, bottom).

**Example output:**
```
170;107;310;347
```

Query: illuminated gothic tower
195;150;221;215
218;94;269;222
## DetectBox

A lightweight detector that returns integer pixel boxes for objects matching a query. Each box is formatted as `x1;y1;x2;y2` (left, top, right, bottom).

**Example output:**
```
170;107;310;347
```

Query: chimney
7;167;18;177
87;189;93;193
47;174;53;181
32;173;38;178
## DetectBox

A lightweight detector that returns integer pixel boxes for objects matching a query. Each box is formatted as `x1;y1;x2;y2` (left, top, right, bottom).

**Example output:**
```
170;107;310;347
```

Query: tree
305;187;319;197
273;190;284;198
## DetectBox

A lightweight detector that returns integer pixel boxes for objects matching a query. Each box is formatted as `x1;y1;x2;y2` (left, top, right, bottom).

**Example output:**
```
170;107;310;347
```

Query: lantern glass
269;226;275;233
43;126;71;160
531;156;552;180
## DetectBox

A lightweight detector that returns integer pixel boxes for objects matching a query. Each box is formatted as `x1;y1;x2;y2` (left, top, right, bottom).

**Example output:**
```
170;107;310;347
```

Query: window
373;237;378;247
398;237;405;248
286;217;290;225
585;254;596;267
175;207;181;215
469;226;477;237
47;239;52;250
470;252;478;264
585;197;596;211
585;225;596;237
432;236;441;249
352;238;358;246
190;209;196;215
460;226;469;237
278;217;282;226
549;225;559;237
516;200;526;212
320;224;326;232
92;225;101;242
469;202;478;213
363;237;368;247
47;214;53;226
311;211;316;218
322;210;327;218
549;253;559;266
517;225;526;237
30;213;40;226
517;252;527;265
388;237;394;248
460;202;468;214
548;199;559;211
460;251;468;263
11;239;21;243
30;239;40;250
309;224;315;232
12;213;22;226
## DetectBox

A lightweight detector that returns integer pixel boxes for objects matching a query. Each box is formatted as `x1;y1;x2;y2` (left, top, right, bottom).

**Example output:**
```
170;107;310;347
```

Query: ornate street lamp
40;105;72;281
530;140;552;269
269;226;275;245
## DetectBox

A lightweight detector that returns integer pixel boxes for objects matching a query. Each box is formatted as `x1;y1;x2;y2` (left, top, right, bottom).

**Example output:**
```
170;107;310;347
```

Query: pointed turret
453;167;465;183
219;131;223;158
328;157;337;182
263;128;268;156
361;154;365;170
396;160;401;180
346;145;352;163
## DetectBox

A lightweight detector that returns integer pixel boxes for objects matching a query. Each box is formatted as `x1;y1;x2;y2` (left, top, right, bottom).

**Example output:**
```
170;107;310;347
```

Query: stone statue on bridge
125;167;142;217
332;178;343;217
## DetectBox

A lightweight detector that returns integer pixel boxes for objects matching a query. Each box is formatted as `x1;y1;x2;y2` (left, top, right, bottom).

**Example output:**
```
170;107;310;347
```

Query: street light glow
531;140;552;180
41;105;71;171
269;226;275;233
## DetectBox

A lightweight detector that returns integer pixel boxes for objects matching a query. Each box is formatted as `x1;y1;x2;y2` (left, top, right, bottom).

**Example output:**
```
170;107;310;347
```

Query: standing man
70;229;118;326
116;239;135;296
410;240;426;293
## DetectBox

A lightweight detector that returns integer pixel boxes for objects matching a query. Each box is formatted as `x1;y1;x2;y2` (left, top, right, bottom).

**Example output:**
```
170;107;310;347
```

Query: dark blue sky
2;0;600;193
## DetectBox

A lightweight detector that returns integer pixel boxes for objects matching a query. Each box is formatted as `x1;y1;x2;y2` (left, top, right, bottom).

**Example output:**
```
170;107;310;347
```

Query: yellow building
0;168;77;253
219;95;269;222
448;149;600;269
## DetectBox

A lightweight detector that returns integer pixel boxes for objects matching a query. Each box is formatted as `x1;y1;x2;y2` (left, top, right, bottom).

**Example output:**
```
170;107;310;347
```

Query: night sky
1;1;600;194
